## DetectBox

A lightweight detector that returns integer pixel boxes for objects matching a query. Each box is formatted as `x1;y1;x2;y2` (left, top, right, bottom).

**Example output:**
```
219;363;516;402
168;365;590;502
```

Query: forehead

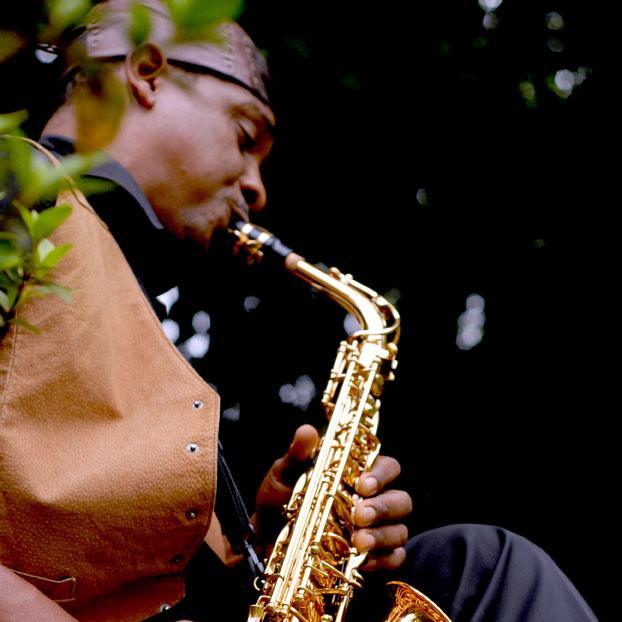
186;70;275;130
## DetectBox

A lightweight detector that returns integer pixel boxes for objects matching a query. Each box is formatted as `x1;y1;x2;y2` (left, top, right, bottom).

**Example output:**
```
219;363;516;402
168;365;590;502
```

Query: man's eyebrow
234;101;276;136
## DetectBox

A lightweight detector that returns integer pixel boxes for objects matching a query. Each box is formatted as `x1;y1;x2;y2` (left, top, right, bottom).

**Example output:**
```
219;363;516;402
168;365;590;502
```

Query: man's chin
201;226;236;258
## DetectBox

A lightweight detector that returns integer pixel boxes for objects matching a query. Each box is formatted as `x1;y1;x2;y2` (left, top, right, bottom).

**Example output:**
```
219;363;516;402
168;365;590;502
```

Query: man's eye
239;127;256;151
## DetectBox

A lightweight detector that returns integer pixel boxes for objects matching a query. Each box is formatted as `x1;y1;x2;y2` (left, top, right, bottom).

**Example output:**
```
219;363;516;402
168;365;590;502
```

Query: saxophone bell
384;582;450;622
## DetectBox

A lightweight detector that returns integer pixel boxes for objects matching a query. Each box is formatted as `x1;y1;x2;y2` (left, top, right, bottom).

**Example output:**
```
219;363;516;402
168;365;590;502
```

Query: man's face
141;69;275;250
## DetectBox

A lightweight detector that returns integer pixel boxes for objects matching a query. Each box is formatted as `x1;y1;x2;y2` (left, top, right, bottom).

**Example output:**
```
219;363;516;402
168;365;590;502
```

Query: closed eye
239;126;257;151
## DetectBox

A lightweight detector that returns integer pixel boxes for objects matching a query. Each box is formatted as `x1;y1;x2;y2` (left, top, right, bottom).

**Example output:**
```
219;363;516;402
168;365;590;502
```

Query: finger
362;546;407;572
275;424;319;486
354;489;413;527
353;523;408;553
356;455;401;496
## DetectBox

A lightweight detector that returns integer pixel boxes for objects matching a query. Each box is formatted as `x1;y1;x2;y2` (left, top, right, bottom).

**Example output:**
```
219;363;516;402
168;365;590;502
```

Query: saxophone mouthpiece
229;221;301;270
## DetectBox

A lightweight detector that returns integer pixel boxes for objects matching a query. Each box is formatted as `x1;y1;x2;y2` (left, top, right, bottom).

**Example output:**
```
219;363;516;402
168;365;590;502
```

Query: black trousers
150;524;597;621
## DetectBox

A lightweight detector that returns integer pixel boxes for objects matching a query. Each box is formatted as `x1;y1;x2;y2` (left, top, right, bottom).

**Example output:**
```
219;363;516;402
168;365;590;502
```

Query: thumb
275;424;319;487
254;425;320;544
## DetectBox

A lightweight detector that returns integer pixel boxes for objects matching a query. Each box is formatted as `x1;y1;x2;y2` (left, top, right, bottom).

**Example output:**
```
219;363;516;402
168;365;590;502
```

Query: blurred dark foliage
1;0;612;618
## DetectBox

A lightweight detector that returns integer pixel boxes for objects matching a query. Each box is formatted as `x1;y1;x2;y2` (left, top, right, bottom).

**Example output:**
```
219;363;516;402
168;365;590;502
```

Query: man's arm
0;564;77;621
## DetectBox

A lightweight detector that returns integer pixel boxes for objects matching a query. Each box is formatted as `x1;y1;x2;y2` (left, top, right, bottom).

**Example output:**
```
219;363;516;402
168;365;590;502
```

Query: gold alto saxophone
231;222;451;622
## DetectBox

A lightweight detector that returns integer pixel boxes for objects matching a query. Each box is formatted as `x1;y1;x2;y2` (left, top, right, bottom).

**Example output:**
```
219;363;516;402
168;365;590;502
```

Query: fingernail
360;477;378;496
359;506;377;525
357;531;375;552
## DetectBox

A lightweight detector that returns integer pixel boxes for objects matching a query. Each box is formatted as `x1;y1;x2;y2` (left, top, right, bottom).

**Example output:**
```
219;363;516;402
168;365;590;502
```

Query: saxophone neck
229;221;400;346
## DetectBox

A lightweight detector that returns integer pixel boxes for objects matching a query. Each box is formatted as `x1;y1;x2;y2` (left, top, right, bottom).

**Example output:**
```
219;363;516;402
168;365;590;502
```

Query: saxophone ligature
230;221;451;622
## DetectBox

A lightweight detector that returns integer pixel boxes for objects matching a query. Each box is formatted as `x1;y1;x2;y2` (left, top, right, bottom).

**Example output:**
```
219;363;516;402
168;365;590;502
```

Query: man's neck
40;105;151;200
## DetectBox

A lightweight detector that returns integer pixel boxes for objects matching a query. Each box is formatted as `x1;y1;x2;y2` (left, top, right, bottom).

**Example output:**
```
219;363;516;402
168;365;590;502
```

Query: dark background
226;2;610;619
2;0;613;619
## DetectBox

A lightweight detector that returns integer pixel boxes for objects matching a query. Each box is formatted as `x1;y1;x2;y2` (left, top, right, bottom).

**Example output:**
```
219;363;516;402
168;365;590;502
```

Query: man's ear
124;42;167;109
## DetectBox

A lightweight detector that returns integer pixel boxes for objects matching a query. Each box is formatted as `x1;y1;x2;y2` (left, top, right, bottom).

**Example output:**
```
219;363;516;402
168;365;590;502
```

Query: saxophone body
231;223;450;622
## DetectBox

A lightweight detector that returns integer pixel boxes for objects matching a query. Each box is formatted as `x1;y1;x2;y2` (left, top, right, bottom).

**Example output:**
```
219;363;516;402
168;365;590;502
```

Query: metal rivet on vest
170;554;184;564
185;509;198;520
193;400;204;410
160;604;172;612
186;443;200;454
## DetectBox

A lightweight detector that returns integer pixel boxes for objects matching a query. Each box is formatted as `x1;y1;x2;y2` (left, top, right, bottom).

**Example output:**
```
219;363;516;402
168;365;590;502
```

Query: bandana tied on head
63;0;270;105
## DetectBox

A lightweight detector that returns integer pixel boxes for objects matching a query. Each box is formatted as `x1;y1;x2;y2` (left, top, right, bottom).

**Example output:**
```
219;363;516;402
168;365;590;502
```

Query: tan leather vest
0;139;220;620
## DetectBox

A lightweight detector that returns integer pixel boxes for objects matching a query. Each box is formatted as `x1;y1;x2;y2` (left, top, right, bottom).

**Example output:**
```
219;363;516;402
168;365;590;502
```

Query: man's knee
399;524;509;604
402;523;568;590
399;524;596;621
406;523;534;569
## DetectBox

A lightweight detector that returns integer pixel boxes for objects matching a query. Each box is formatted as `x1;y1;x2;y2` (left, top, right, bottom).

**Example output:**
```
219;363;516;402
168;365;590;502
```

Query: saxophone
231;222;450;622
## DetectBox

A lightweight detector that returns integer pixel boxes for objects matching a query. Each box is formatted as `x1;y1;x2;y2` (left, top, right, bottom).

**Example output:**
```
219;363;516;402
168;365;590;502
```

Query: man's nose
241;157;267;213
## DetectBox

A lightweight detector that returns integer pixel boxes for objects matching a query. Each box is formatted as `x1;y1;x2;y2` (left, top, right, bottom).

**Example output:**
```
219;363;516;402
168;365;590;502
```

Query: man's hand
352;456;412;571
253;424;319;547
253;425;412;572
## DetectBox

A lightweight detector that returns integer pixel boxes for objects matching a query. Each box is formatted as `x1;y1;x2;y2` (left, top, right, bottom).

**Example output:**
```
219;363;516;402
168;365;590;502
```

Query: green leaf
59;153;107;180
20;151;106;205
14;203;36;238
38;242;72;270
8;137;34;200
167;0;245;41
31;204;72;242
4;214;32;253
519;80;537;109
14;203;31;226
35;238;55;265
74;70;127;151
0;110;28;133
0;290;9;313
31;282;73;303
3;283;19;309
0;249;22;271
129;2;153;46
75;177;116;197
0;31;26;63
10;317;41;334
0;267;23;285
47;0;92;33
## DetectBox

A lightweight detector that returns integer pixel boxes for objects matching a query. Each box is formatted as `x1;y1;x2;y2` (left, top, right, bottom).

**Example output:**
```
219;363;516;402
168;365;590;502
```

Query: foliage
0;112;106;336
168;0;244;42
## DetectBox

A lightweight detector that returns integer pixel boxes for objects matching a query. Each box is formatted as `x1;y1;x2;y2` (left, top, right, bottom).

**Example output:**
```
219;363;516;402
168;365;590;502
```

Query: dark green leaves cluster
0;203;73;334
0;204;73;335
0;113;105;335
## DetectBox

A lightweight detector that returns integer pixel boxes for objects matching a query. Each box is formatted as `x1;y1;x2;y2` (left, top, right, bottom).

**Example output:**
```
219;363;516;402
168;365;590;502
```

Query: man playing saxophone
0;2;597;620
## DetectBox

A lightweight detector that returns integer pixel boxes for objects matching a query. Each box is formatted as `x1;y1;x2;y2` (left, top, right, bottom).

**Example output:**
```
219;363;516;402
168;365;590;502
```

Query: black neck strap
216;440;264;579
